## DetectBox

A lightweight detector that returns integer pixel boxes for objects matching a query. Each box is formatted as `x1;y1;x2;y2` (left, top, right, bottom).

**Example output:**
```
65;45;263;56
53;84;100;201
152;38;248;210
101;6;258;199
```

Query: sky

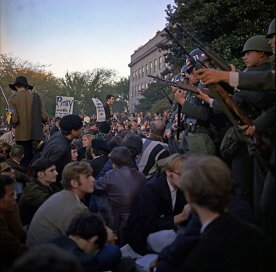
0;0;175;79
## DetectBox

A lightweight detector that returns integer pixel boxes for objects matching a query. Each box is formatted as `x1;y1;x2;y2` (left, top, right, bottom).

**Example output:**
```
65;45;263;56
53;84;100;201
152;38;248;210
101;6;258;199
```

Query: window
154;59;158;72
150;62;153;73
159;56;163;70
146;64;149;74
142;66;145;77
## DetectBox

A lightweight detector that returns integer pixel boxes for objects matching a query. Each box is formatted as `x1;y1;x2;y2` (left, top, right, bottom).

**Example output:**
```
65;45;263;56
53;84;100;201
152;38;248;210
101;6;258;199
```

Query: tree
136;81;172;113
59;69;116;115
161;0;276;74
0;54;60;117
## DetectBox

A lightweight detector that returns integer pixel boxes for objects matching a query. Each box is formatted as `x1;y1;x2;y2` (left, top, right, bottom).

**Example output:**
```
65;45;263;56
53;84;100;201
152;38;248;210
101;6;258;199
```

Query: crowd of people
0;18;275;272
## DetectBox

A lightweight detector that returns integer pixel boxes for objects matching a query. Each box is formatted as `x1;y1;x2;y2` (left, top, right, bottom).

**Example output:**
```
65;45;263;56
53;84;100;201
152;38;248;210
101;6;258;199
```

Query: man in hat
41;114;83;189
8;76;48;168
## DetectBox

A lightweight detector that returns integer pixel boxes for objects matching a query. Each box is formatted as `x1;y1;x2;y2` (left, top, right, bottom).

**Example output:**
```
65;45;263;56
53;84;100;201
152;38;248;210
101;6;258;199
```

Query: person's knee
96;244;122;270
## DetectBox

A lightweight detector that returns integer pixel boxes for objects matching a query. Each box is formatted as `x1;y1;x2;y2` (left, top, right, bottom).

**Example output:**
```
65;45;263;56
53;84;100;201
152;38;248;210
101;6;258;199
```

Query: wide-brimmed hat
9;76;33;91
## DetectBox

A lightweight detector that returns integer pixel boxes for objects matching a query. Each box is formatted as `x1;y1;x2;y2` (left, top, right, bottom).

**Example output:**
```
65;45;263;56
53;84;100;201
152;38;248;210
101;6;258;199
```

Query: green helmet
241;35;272;54
266;18;275;38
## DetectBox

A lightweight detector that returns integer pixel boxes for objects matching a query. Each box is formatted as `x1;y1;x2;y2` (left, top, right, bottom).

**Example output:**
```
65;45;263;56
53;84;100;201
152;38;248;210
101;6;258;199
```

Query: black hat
91;138;110;153
59;114;83;131
9;76;33;91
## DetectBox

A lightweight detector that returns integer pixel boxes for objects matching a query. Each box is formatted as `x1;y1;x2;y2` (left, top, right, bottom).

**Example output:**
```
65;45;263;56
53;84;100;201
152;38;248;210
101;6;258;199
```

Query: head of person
0;174;16;212
150;119;166;141
9;76;33;92
10;244;83;272
116;122;125;133
0;157;15;180
110;146;132;169
163;153;186;189
54;117;61;127
31;158;57;186
9;145;24;162
267;18;276;55
241;35;272;67
61;162;94;197
171;74;183;93
70;143;78;161
91;138;110;157
131;120;138;129
98;121;111;134
180;156;233;214
66;212;107;254
185;48;209;84
59;114;83;139
0;142;11;160
122;134;143;159
82;134;93;148
106;94;115;105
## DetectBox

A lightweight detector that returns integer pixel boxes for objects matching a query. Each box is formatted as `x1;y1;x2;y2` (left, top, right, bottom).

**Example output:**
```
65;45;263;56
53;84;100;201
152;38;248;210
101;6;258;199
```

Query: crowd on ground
0;18;275;272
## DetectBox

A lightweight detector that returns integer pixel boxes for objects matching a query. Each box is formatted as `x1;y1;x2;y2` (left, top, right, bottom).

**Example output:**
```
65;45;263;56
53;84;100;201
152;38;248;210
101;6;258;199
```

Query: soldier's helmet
171;74;182;83
266;18;275;38
184;48;208;73
241;35;272;55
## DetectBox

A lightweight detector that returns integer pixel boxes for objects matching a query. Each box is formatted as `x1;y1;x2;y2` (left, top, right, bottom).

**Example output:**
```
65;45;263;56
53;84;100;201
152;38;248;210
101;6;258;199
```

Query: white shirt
167;178;177;210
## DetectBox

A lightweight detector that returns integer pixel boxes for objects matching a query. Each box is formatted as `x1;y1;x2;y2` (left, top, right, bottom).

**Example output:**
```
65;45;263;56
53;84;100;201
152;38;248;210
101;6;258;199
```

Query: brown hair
61;162;92;189
180;155;233;213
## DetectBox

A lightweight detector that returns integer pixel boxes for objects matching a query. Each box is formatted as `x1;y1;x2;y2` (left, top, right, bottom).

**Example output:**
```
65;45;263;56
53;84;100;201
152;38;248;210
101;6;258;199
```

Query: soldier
175;48;216;155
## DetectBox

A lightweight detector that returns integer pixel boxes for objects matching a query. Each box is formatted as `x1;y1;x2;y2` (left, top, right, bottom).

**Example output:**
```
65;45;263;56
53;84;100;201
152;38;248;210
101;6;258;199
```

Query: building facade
128;30;169;113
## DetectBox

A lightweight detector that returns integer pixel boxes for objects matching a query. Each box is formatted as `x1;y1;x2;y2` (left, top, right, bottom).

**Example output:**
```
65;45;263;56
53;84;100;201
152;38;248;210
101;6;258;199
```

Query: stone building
128;30;169;113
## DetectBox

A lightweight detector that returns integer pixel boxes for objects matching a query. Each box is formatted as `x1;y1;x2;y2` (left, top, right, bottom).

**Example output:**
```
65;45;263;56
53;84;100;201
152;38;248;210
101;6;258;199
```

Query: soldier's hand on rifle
196;89;211;103
175;89;186;105
195;68;230;85
240;124;256;136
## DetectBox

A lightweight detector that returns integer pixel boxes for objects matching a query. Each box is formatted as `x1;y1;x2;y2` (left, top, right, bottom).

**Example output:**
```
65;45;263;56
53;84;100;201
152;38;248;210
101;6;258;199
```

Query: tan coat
9;90;48;141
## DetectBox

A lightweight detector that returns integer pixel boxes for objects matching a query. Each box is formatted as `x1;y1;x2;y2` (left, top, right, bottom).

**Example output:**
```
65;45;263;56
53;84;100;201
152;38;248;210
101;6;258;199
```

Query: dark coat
127;173;186;254
177;213;270;272
103;102;112;121
89;154;109;178
41;131;72;181
94;166;146;245
6;158;30;186
18;177;54;225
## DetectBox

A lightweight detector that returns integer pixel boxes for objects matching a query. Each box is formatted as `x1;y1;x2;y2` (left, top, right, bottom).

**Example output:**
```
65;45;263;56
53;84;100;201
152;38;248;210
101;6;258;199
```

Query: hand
194;68;230;85
175;89;186;106
105;226;118;244
239;124;256;136
164;128;172;137
196;89;211;103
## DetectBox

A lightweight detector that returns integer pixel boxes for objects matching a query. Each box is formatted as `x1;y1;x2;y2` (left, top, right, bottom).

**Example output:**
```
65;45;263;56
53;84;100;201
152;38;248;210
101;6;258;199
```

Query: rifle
161;88;174;105
164;27;269;156
176;24;231;71
148;75;210;96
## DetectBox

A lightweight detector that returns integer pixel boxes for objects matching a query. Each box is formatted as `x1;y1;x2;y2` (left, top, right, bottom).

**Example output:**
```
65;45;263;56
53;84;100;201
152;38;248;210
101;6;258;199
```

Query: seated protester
93;146;146;246
50;212;122;272
127;153;188;254
78;134;94;161
0;175;28;271
6;145;30;191
89;138;110;178
10;244;83;272
70;143;79;161
26;161;94;247
97;134;143;178
156;156;270;272
0;141;12;160
18;158;58;226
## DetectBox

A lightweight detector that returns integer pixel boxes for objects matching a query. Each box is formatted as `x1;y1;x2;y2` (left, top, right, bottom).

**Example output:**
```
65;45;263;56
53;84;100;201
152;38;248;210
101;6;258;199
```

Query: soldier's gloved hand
175;89;186;105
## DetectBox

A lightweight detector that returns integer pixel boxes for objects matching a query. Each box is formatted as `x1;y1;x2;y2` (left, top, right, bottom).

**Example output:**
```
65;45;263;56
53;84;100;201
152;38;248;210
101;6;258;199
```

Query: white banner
55;96;74;117
92;98;106;122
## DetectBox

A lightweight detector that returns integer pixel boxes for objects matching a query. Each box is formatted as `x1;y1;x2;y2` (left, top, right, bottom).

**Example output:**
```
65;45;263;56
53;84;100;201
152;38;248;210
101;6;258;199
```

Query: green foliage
0;54;129;117
162;0;276;73
136;81;172;113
